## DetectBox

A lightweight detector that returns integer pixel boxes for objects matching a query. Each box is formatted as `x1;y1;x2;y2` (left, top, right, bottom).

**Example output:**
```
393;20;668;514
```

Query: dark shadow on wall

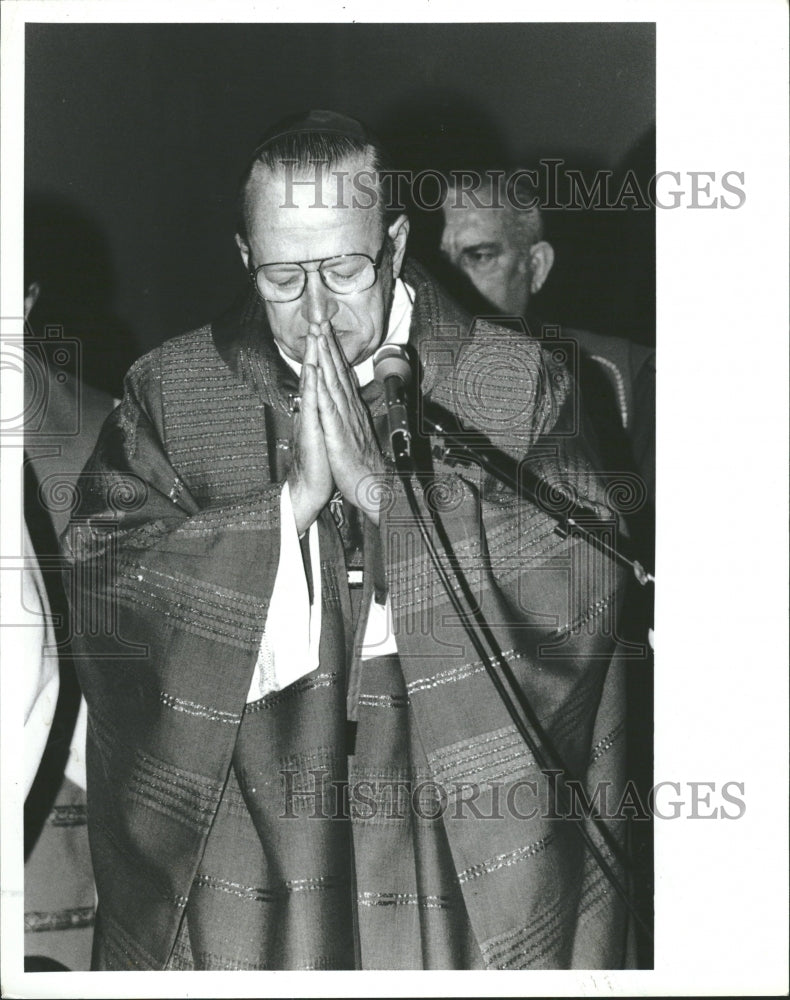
378;91;655;348
610;127;656;347
378;89;511;281
24;195;141;399
520;128;655;347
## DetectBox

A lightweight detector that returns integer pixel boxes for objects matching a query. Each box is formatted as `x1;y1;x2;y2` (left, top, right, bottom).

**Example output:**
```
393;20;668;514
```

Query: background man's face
239;156;399;367
440;202;531;316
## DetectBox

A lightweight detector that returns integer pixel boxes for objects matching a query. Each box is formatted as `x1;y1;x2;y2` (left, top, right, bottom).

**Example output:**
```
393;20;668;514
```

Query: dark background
25;22;655;395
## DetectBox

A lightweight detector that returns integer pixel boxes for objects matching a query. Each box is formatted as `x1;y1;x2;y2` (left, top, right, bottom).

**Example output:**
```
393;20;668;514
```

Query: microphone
372;344;412;466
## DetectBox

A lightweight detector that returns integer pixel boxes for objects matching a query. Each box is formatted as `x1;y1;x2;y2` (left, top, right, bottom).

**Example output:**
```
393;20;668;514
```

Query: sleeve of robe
59;337;357;966
60;345;286;842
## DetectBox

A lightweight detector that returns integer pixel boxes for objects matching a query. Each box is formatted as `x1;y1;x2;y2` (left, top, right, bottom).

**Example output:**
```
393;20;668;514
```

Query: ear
387;214;410;280
235;232;251;271
529;241;554;294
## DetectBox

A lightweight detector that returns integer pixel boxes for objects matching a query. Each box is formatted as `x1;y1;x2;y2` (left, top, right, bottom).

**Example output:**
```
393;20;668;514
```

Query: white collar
275;278;415;388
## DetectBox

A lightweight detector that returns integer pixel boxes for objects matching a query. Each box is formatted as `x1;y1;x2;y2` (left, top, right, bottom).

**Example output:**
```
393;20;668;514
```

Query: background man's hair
446;166;545;252
237;110;400;240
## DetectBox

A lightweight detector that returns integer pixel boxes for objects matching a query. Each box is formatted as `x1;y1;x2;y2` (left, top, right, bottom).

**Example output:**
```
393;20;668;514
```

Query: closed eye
263;266;303;287
323;259;366;280
460;244;501;269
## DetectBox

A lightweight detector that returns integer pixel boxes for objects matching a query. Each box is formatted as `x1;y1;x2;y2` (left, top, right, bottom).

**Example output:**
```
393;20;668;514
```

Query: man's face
238;156;407;367
440;201;531;316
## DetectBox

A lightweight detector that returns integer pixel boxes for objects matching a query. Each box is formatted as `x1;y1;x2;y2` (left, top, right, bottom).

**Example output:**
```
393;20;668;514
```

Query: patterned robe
65;261;633;970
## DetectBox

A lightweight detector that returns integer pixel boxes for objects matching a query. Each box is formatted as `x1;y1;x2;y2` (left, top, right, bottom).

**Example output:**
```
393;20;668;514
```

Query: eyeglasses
249;240;389;303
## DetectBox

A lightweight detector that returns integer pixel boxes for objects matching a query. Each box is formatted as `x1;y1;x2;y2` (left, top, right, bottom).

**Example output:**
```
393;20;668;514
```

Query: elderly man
441;167;656;960
440;169;656;509
66;111;633;971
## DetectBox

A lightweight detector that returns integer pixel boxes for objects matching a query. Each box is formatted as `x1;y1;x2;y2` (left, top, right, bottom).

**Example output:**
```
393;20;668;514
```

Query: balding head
236;109;399;241
235;124;409;368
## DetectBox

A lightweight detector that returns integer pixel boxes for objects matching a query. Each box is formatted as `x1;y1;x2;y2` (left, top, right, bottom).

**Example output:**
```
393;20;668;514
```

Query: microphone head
373;344;412;385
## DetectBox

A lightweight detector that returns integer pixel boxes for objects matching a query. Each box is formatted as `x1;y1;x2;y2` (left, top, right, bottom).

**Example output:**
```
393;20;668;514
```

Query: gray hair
237;111;399;240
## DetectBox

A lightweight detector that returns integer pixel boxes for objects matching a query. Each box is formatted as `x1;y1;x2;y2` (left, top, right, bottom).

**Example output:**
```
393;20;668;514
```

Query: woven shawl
65;261;631;970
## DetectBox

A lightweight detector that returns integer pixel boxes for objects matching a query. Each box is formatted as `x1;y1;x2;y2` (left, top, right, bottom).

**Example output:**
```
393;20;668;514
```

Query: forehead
442;200;510;250
244;155;381;262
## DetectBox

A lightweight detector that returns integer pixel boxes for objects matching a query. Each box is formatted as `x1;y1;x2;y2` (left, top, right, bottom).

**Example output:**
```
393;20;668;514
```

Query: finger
303;336;322;407
319;332;366;424
291;363;310;449
317;367;354;453
297;338;313;407
308;320;330;337
318;365;380;472
322;326;359;397
301;362;318;412
307;320;335;366
297;365;326;472
302;330;319;376
315;365;339;420
317;334;352;412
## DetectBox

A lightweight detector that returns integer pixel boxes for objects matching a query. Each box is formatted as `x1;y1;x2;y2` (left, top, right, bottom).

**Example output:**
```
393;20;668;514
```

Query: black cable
421;407;655;585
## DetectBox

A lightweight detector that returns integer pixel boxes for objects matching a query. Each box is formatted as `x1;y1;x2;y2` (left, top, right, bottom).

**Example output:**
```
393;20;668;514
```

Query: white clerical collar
275;278;415;388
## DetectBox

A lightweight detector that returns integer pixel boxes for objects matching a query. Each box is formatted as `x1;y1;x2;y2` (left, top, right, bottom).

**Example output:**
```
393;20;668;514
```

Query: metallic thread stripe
431;725;522;763
194;872;340;902
159;691;239;725
50;803;87;827
457;834;553;884
244;672;338;712
25;906;95;933
589;354;628;428
407;649;522;695
356;890;451;909
482;906;567;969
590;720;625;763
553;592;615;638
357;693;409;709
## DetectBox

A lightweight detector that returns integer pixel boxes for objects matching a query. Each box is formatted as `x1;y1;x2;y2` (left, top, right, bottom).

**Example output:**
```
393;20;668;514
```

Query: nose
300;269;339;326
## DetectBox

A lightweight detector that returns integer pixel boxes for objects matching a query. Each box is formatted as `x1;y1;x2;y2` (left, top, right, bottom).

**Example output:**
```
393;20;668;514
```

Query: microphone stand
420;400;655;586
388;403;653;945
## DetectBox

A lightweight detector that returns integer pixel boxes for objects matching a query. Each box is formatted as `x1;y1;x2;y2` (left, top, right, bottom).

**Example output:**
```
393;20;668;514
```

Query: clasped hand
288;322;386;535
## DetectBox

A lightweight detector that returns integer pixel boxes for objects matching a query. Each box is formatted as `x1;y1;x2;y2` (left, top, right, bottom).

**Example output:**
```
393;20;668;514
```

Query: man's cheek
267;306;298;337
350;301;380;336
474;273;505;300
